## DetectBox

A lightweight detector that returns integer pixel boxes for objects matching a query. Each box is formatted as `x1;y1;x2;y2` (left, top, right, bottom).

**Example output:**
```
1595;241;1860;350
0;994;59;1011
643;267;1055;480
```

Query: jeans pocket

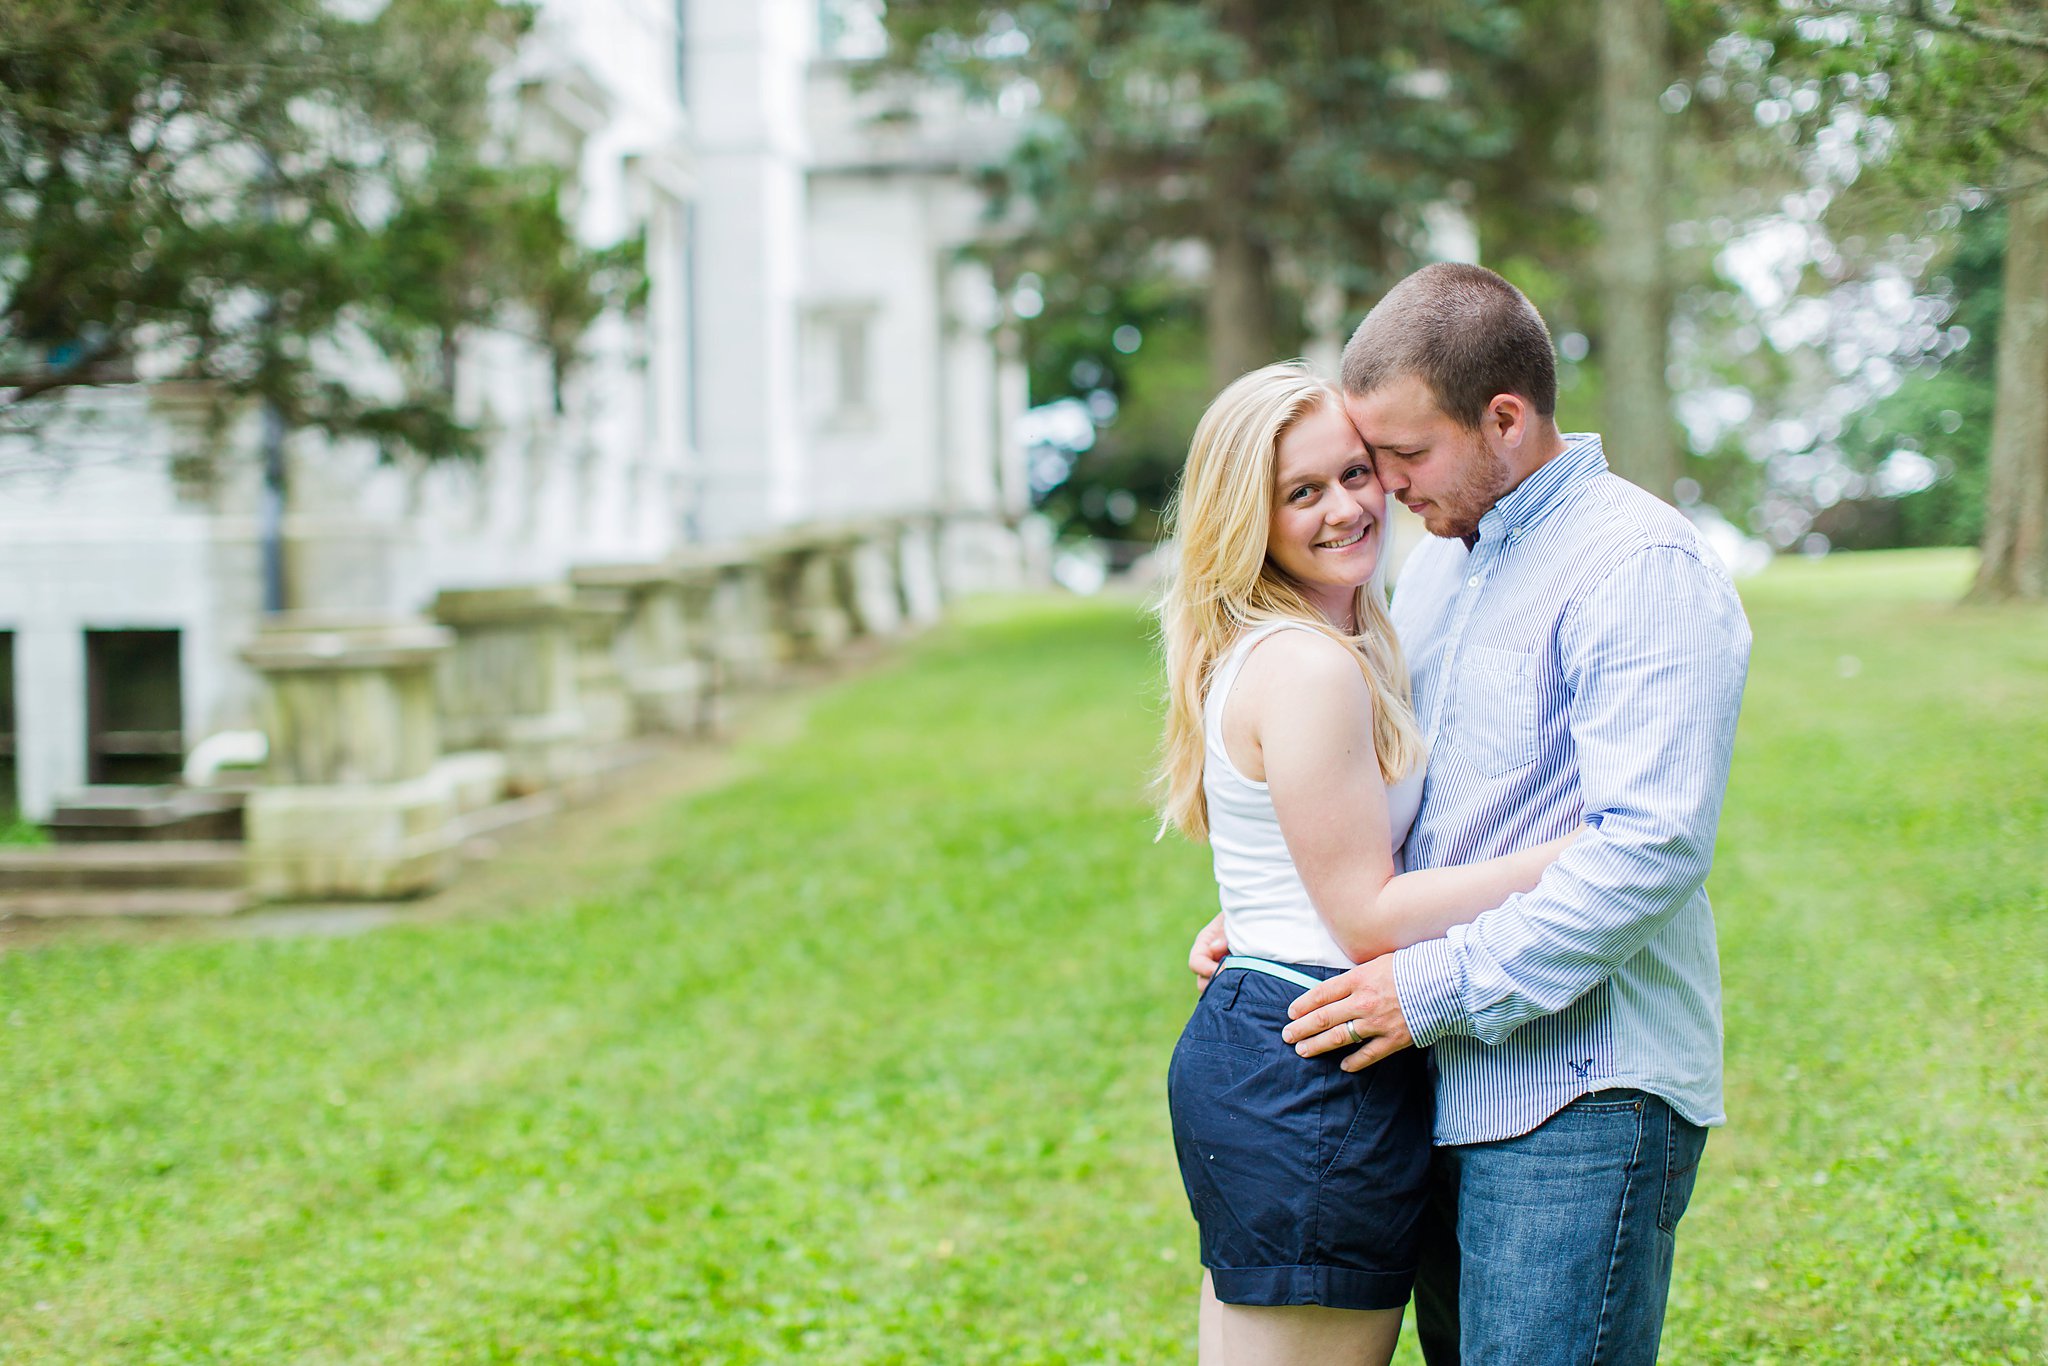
1658;1116;1708;1235
1454;646;1538;777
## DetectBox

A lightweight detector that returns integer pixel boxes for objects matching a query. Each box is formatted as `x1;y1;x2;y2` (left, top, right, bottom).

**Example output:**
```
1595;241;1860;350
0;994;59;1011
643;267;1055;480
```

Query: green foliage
2;556;2044;1360
1832;201;2003;548
880;1;1526;372
890;1;1516;271
1026;282;1209;548
0;0;645;461
1731;1;2048;201
1716;0;2035;550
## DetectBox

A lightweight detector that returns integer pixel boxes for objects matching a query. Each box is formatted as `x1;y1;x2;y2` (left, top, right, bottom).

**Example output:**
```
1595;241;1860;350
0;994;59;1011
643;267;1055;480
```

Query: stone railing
239;518;980;900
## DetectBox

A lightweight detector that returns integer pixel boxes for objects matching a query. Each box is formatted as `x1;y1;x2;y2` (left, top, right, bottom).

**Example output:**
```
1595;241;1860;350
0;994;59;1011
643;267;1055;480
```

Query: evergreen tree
0;0;643;462
878;0;1524;393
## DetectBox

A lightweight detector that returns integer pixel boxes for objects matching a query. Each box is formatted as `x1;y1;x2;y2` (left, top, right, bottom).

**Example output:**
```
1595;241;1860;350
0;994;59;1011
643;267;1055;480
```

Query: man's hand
1189;913;1228;994
1282;955;1413;1071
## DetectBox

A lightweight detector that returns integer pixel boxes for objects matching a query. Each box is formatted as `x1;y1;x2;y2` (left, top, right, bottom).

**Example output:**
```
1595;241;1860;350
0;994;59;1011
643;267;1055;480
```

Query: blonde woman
1158;361;1577;1366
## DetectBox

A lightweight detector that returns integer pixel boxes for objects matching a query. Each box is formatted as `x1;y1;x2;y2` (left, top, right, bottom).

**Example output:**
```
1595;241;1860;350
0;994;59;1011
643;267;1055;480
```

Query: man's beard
1423;436;1516;540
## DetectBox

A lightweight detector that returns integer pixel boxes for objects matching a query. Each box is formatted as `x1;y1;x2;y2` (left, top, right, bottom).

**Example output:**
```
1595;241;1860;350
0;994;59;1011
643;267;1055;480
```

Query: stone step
49;785;247;844
0;841;248;892
0;889;253;919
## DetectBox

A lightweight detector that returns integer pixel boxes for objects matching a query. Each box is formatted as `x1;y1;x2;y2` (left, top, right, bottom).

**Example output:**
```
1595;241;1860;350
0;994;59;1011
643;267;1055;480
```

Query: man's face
1342;374;1514;541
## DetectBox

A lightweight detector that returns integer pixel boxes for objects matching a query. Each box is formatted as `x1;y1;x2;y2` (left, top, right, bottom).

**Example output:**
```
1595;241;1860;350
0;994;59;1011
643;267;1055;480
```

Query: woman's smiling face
1265;400;1386;627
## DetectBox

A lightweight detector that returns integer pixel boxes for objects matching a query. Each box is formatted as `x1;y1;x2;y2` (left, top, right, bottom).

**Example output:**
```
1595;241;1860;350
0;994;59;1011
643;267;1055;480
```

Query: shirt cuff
1391;935;1470;1049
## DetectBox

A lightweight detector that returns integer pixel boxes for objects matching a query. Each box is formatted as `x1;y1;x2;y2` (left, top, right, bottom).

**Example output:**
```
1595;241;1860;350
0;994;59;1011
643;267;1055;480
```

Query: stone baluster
895;517;947;627
567;584;636;746
241;616;461;899
841;522;907;637
761;534;856;665
432;584;588;795
571;562;718;737
679;547;778;686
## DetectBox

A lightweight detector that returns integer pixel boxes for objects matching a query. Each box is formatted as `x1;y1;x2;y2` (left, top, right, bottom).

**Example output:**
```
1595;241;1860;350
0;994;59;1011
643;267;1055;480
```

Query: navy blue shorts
1167;959;1433;1311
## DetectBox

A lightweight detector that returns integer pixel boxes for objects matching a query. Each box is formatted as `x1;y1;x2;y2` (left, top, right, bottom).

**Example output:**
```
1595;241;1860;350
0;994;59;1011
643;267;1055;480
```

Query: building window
834;313;870;414
809;305;878;429
84;629;184;787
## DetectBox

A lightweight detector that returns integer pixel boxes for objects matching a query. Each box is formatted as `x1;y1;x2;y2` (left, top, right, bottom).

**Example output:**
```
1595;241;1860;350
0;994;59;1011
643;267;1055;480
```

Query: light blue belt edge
1219;955;1324;991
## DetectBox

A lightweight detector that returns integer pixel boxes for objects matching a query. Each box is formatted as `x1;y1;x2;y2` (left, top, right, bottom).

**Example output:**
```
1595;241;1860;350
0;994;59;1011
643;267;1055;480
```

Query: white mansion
0;0;1033;824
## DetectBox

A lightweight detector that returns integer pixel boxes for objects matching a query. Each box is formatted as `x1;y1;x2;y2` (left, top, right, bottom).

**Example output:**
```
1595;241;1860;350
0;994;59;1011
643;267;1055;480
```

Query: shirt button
1467;575;1481;589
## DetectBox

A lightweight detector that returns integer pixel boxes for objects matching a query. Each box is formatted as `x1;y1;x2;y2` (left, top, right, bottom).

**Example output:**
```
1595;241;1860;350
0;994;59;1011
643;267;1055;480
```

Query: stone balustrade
239;516;1003;901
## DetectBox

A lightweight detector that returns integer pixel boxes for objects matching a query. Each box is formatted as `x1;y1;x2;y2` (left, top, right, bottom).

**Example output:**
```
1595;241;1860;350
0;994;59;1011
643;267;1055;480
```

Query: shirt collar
1474;432;1606;545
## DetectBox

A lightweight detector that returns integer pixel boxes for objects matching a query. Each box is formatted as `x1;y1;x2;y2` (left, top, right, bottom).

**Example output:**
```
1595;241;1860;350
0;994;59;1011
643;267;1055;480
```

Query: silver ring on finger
1344;1019;1364;1046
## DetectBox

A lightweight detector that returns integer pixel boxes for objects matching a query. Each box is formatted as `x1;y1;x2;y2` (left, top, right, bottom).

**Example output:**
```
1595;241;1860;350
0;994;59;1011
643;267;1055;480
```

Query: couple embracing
1157;262;1752;1365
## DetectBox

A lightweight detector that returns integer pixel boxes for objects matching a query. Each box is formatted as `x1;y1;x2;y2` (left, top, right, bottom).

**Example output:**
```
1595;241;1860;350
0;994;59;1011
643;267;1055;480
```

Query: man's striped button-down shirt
1389;434;1752;1145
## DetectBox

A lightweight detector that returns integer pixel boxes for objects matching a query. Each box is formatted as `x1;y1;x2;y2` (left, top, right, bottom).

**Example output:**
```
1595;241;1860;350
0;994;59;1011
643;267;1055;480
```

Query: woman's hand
1189;913;1229;994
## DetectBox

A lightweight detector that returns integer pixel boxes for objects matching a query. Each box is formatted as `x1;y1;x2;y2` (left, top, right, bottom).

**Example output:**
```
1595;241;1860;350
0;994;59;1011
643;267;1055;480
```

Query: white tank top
1203;620;1426;970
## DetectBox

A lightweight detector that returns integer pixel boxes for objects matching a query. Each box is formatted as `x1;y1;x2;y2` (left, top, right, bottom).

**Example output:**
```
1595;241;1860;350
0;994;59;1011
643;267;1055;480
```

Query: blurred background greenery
876;0;2047;597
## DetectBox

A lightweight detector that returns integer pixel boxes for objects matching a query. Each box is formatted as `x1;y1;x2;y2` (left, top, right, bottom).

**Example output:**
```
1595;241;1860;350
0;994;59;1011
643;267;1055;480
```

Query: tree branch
1905;0;2048;54
0;340;132;405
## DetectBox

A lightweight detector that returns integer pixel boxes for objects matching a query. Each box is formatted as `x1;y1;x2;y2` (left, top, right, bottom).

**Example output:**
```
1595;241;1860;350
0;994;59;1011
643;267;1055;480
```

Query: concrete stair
1;889;251;919
48;786;246;843
0;841;252;917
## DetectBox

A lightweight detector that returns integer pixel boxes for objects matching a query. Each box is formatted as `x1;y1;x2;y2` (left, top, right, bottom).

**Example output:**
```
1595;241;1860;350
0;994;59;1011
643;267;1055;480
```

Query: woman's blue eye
1291;486;1314;502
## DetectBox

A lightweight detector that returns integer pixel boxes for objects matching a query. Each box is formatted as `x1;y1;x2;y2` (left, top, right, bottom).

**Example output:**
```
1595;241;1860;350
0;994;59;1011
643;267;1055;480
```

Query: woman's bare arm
1230;630;1575;964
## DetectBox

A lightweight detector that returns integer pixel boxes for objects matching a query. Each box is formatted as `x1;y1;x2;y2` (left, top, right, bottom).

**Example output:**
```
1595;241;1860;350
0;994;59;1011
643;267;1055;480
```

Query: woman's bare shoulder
1235;626;1369;704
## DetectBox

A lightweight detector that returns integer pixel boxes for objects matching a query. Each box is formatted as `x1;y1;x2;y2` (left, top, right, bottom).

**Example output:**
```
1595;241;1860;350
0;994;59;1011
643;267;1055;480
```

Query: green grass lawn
1;550;2043;1363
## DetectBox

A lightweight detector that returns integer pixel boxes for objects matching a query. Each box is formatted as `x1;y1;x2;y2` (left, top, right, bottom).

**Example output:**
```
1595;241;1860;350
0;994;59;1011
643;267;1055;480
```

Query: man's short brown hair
1339;262;1557;428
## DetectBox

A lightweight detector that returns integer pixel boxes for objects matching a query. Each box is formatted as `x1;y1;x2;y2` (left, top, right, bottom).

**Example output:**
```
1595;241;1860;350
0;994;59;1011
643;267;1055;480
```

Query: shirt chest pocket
1453;646;1539;777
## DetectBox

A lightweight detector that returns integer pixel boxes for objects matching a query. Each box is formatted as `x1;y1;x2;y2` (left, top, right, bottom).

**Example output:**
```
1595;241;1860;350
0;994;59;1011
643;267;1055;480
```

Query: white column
687;0;812;538
15;623;86;820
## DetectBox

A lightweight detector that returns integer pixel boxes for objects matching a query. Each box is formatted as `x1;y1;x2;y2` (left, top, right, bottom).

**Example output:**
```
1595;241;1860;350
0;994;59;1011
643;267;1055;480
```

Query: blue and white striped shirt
1389;434;1751;1145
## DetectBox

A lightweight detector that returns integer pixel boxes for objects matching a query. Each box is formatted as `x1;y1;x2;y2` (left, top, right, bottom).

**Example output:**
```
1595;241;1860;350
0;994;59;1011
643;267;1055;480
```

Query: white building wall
803;174;945;518
0;392;260;816
0;1;1032;820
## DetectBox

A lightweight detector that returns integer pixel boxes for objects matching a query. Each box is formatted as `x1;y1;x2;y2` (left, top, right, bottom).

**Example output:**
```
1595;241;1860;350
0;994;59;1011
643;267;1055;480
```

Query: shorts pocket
1454;646;1538;777
1316;1064;1381;1180
1172;1038;1264;1087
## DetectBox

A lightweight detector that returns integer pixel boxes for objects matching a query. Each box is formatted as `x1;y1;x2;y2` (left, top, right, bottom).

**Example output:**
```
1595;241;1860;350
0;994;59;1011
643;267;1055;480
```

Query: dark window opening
85;629;184;787
0;631;16;817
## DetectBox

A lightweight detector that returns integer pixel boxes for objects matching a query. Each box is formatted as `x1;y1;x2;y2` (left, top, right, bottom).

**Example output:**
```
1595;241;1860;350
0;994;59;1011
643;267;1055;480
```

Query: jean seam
1658;1116;1702;1236
1586;1098;1650;1366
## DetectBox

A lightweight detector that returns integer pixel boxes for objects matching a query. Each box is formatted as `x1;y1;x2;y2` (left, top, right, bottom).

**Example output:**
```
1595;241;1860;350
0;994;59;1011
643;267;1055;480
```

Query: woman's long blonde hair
1156;360;1421;843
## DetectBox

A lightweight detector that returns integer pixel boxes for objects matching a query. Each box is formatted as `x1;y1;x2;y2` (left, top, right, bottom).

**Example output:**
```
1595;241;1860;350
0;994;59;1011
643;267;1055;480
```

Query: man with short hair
1194;261;1751;1364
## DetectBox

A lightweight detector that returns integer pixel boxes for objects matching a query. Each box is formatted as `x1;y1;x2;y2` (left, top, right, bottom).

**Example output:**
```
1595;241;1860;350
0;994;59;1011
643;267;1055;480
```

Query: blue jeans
1414;1089;1708;1365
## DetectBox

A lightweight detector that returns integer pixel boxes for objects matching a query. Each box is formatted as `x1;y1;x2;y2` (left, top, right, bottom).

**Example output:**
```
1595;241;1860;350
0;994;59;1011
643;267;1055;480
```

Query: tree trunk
1203;0;1277;392
1206;222;1276;392
1595;0;1680;500
1970;178;2048;601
